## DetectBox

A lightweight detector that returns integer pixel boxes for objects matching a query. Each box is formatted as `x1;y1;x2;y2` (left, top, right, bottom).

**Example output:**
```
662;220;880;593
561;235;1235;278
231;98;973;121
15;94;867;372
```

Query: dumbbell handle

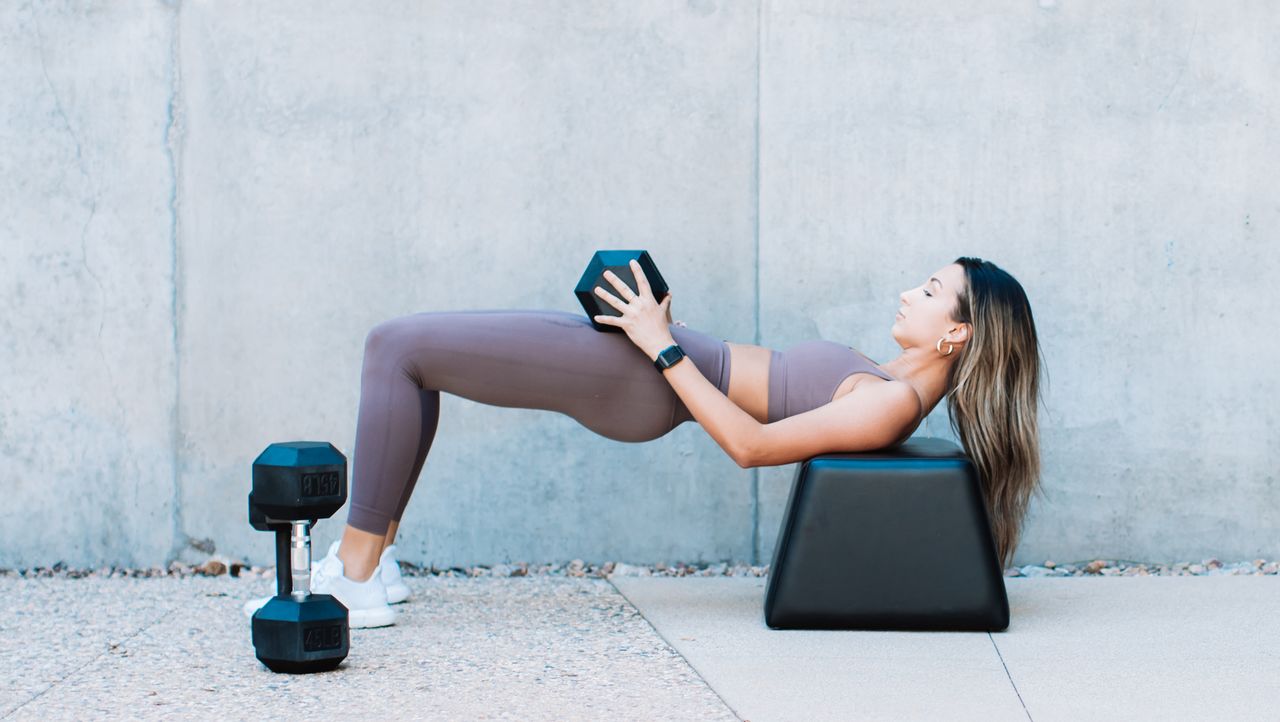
273;520;315;600
290;521;314;601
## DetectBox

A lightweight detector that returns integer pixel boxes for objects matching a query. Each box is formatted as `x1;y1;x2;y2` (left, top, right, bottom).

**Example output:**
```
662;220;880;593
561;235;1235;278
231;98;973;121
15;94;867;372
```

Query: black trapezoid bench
764;436;1010;632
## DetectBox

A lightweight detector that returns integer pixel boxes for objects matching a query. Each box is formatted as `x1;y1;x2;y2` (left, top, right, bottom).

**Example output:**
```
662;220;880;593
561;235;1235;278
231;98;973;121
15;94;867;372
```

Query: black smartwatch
653;344;687;373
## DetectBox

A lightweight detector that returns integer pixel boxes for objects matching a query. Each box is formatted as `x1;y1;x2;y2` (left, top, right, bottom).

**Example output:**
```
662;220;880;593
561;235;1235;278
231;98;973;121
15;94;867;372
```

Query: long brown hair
945;257;1046;569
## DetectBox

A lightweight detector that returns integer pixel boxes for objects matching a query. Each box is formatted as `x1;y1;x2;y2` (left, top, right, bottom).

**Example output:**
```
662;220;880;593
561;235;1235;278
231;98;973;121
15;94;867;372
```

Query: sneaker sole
350;606;396;628
386;583;411;604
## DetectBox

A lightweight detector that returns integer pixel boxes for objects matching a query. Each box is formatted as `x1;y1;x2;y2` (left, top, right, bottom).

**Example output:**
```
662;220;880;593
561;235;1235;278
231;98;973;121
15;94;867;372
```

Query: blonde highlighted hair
945;257;1047;569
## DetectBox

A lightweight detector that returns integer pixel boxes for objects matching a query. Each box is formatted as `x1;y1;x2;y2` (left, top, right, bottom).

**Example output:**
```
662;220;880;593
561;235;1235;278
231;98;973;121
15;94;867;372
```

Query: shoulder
849;378;922;427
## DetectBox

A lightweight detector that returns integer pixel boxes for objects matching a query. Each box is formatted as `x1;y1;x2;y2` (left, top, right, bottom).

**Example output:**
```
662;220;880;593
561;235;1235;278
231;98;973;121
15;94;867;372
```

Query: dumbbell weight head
252;595;350;674
574;250;670;333
249;441;347;528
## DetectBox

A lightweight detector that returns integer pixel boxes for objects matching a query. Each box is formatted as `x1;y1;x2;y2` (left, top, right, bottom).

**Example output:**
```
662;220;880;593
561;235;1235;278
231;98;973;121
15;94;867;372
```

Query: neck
882;347;954;412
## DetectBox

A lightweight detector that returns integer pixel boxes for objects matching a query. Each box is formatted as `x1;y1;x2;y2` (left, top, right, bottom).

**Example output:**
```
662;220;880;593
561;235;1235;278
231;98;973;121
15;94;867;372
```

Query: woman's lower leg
333;319;441;582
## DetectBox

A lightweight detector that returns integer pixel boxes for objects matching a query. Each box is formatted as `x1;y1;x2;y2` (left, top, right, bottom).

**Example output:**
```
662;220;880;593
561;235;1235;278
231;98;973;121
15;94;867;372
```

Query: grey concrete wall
0;2;180;567
2;0;1275;570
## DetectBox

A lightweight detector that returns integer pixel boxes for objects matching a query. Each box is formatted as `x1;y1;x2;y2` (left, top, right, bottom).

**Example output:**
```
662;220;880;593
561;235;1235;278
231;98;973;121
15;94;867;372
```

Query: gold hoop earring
936;337;954;356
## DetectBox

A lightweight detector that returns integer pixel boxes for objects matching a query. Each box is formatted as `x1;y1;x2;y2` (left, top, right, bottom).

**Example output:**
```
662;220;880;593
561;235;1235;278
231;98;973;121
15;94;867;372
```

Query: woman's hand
593;259;677;361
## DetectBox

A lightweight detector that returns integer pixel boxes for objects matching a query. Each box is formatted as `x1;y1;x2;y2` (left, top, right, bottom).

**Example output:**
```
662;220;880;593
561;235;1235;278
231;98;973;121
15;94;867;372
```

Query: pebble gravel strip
2;557;1276;580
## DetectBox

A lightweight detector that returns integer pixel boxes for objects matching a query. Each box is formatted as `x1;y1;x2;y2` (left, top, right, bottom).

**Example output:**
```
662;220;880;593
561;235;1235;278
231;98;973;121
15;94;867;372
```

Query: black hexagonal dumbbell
574;249;670;332
247;441;350;674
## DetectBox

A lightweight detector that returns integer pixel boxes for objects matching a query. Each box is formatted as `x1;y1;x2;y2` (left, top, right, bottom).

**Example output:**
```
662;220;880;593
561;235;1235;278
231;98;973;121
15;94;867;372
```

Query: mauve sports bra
765;340;898;425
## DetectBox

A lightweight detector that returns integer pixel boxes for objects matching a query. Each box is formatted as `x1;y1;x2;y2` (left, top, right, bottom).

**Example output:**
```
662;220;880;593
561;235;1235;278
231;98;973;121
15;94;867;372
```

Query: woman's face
894;263;968;348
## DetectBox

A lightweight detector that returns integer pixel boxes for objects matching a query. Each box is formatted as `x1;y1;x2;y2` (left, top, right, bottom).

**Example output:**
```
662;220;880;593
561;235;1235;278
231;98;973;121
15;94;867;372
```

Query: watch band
653;343;687;372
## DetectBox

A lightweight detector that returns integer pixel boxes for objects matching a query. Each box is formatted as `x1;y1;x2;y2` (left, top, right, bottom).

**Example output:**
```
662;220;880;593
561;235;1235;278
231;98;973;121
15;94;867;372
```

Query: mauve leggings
346;309;732;535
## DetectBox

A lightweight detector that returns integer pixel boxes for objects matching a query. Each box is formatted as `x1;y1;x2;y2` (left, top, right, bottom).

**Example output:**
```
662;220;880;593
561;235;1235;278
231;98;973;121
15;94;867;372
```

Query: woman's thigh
365;309;724;442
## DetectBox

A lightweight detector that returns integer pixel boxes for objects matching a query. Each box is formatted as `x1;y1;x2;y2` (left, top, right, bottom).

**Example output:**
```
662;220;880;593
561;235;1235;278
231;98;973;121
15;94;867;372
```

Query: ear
950;322;971;344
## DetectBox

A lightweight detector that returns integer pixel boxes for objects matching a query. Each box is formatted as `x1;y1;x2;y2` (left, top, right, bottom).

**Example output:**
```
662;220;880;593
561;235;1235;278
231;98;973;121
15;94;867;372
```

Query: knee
362;318;427;387
363;318;410;358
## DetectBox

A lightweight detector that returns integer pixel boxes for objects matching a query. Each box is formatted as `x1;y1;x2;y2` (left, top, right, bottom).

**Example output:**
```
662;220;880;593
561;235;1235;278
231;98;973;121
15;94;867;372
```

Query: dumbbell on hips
247;441;350;674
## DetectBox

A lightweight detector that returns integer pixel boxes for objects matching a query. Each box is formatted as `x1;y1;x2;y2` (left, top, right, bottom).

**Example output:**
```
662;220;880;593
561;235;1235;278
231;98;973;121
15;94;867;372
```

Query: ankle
336;525;387;581
335;548;378;581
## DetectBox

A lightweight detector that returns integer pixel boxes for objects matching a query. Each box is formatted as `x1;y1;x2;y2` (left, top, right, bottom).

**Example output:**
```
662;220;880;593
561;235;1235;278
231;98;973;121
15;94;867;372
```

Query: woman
245;256;1044;628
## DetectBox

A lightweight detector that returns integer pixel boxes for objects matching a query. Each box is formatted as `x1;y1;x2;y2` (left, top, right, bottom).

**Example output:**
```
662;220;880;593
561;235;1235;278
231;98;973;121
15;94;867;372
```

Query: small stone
1188;564;1205;574
511;563;528;577
1019;565;1056;577
1043;560;1056;569
1204;558;1222;570
197;560;227;577
609;562;650;577
1085;560;1107;574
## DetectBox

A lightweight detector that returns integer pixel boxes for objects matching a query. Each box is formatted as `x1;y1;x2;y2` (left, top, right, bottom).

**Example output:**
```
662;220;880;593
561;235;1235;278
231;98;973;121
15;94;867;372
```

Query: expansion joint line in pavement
988;631;1034;721
606;579;744;722
4;607;179;719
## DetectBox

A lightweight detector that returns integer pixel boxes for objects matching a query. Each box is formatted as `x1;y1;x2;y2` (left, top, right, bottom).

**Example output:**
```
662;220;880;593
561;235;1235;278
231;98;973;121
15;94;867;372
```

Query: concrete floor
1;574;1276;721
612;576;1280;721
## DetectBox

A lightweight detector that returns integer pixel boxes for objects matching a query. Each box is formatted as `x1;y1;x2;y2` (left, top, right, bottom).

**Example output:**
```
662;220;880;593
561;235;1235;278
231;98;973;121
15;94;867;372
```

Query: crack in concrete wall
163;0;187;565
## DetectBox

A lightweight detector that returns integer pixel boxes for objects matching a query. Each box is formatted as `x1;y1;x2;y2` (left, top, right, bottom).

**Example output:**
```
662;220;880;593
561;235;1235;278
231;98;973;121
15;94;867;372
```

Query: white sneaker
379;544;412;604
242;541;396;628
311;541;411;603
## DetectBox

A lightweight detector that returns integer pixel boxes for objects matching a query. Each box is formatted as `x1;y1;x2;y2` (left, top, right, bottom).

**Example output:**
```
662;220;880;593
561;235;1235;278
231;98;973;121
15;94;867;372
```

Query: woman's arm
658;355;758;468
745;382;919;466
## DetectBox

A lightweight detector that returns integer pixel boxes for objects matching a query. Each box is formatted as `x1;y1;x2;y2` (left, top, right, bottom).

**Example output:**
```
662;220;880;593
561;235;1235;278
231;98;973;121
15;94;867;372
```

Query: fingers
594;285;624;309
628;259;653;297
600;270;636;300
